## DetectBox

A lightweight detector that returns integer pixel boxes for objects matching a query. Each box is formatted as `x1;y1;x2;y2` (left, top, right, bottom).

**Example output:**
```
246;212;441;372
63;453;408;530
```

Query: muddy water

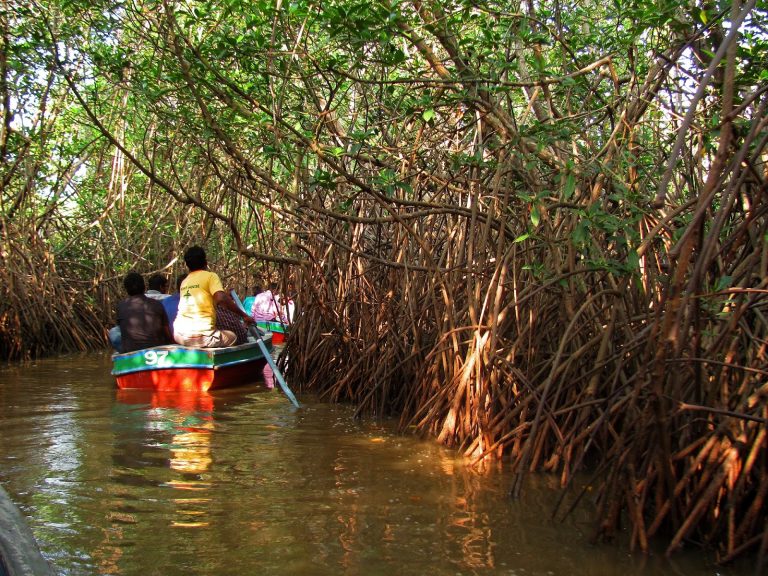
0;352;752;575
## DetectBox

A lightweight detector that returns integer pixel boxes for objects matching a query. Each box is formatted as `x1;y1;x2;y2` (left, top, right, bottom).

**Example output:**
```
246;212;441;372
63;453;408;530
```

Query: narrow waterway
0;352;752;575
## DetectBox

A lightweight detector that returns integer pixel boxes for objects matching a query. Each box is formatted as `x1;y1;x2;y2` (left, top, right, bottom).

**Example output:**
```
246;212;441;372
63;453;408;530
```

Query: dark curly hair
123;271;145;296
183;246;207;271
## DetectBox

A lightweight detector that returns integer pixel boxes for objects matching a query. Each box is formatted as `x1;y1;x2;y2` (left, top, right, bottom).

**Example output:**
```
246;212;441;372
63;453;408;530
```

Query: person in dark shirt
117;272;173;353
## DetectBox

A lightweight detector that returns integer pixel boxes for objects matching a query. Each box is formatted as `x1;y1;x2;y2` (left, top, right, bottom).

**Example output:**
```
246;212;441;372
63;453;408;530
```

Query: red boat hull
115;360;268;392
271;332;285;344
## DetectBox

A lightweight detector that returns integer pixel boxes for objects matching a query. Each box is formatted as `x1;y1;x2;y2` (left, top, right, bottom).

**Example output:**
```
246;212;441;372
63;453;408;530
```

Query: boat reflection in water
117;388;216;413
115;389;215;528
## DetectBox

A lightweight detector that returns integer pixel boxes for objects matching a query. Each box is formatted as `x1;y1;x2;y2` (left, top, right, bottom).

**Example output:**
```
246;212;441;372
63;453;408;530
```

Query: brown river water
0;351;755;575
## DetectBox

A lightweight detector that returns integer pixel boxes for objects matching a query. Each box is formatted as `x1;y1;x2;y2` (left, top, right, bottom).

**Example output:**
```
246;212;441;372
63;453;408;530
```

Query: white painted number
144;350;170;367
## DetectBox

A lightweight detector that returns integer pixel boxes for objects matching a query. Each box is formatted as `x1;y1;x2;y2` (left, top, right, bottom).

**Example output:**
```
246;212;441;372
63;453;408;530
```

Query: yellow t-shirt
174;270;224;334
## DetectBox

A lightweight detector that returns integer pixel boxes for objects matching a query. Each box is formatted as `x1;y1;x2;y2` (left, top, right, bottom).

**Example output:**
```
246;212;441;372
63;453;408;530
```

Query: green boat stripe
256;321;288;334
112;356;265;376
111;338;272;376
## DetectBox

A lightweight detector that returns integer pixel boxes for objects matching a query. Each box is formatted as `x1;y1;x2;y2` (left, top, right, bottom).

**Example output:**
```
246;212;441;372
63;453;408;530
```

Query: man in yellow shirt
173;246;255;348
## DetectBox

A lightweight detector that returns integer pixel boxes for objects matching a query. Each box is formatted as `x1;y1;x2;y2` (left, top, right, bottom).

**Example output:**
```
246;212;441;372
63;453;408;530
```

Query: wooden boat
242;296;291;344
111;335;273;392
0;485;53;575
255;320;289;344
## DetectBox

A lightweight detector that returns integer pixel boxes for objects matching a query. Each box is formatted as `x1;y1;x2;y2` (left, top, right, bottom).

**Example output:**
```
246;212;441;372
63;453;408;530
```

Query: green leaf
563;173;576;199
530;205;541;227
626;250;640;270
715;276;732;291
422;109;435;122
397;181;413;195
572;220;589;245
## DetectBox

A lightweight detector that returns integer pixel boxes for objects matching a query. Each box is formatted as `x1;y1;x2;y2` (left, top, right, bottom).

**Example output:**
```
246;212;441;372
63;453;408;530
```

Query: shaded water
0;352;752;575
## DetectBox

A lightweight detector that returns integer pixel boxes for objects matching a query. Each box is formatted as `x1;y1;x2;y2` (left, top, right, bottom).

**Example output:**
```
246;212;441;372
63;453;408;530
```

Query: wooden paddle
231;291;300;408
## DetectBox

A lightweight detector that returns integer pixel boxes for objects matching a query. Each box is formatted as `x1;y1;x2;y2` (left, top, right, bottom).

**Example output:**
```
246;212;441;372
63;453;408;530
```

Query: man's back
117;295;171;352
172;245;253;349
175;269;222;335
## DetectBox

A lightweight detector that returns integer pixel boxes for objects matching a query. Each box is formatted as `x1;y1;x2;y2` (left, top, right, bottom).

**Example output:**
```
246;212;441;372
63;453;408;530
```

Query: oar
231;291;300;408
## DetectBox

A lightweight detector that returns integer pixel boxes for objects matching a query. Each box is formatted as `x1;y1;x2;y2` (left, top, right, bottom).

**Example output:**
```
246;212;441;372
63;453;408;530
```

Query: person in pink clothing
250;283;280;321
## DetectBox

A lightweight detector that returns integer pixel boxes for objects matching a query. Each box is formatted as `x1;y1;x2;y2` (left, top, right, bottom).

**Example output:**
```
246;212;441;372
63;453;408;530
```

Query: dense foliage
1;0;767;564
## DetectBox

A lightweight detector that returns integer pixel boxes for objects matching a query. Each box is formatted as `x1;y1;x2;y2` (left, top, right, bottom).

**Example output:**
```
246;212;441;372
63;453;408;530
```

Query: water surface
0;352;751;575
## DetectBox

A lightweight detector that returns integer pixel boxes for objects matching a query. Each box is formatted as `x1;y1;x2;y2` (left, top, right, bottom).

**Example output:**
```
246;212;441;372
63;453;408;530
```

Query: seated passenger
250;283;280;321
116;272;174;353
173;246;254;348
145;273;170;300
108;325;122;352
215;305;249;345
161;275;185;334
